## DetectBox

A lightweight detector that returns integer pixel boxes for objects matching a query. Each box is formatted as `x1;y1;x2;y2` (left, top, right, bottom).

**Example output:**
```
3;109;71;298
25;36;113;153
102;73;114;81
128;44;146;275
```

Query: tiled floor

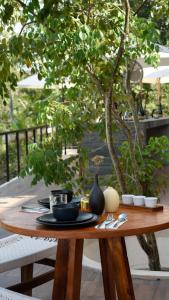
1;264;169;299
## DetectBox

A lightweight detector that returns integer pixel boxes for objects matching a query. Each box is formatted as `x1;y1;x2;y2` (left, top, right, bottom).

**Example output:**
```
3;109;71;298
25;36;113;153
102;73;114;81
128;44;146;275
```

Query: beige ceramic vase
103;186;120;212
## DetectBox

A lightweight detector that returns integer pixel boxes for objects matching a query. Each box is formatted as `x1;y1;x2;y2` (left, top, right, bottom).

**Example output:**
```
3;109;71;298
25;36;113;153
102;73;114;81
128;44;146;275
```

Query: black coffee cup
53;203;79;221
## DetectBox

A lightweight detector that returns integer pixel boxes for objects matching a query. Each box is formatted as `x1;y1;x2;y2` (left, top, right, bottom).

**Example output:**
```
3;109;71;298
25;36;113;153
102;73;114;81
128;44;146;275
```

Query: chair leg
21;263;33;296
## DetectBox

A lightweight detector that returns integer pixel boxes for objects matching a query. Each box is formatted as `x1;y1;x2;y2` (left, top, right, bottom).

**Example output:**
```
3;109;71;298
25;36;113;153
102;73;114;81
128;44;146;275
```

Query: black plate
38;197;81;209
36;213;98;228
37;212;93;224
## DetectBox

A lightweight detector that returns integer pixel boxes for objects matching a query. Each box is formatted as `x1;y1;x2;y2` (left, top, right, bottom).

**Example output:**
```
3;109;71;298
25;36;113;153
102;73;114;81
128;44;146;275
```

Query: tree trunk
137;233;161;271
105;93;161;271
105;95;127;194
125;67;161;271
126;68;144;149
129;94;144;149
111;103;143;194
146;233;161;270
88;2;161;269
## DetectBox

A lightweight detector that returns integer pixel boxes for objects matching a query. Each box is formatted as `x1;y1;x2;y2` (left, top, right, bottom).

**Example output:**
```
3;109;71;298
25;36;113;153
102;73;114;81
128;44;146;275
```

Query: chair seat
0;287;41;299
0;234;57;273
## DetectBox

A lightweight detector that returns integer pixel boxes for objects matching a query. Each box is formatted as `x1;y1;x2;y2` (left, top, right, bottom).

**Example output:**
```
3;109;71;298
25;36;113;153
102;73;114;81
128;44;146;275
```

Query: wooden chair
0;287;41;300
0;234;57;295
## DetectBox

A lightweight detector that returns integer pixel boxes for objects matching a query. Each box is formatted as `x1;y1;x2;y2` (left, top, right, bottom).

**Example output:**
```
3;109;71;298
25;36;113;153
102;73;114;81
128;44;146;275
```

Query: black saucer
36;212;98;228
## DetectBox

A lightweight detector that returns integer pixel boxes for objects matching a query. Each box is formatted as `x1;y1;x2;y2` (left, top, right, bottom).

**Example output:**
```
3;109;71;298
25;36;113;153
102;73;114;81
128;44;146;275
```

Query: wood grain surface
2;205;169;300
1;206;169;239
52;239;83;300
120;203;163;212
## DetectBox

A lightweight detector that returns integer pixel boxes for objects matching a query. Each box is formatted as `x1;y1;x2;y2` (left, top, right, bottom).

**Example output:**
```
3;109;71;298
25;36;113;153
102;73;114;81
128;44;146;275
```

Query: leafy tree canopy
130;0;169;44
0;0;164;100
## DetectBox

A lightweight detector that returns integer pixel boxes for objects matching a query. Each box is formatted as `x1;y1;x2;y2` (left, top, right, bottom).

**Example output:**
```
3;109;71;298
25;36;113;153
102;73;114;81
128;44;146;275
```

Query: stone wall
82;117;169;177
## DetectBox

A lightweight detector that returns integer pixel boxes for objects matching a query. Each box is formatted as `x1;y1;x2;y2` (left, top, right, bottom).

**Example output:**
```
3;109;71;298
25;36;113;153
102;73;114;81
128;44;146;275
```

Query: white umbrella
17;74;56;89
142;66;169;84
17;75;74;89
142;66;169;110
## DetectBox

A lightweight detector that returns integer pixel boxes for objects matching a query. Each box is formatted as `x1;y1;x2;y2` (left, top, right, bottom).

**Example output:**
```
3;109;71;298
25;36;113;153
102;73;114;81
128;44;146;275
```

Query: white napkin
95;222;107;229
108;219;127;229
21;206;49;213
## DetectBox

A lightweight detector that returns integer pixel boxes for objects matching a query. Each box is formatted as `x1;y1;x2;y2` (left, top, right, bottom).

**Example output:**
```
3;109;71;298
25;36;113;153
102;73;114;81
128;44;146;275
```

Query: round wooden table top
1;206;169;239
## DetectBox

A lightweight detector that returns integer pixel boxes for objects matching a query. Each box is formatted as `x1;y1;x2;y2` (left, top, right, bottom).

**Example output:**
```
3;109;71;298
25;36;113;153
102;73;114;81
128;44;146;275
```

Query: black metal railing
0;125;50;184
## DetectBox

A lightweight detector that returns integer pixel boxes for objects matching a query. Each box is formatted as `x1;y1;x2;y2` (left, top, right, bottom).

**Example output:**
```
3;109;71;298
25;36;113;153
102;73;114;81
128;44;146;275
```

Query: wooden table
1;206;169;300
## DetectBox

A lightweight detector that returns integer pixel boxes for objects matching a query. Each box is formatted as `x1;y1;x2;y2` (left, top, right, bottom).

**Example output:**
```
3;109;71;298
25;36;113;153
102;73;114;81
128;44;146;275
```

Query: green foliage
0;0;168;194
12;88;52;129
20;91;98;187
0;0;162;99
33;89;103;140
0;88;54;132
119;136;169;196
20;138;79;187
130;0;169;44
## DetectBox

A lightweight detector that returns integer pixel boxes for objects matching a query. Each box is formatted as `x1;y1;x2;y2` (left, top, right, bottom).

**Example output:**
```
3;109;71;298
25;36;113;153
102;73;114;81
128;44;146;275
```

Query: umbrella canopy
142;66;169;84
17;74;56;89
142;66;169;110
17;75;74;89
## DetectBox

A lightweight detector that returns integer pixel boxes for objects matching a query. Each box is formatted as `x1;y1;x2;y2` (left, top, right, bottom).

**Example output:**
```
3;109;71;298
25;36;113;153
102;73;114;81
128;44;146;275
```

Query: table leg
52;239;84;300
99;239;117;300
106;237;135;300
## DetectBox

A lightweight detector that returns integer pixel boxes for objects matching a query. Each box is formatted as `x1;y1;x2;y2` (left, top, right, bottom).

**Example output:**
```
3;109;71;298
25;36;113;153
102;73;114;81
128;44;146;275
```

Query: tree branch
108;0;130;97
86;65;104;98
125;66;144;149
84;64;127;193
15;0;26;8
19;21;36;36
14;0;38;18
137;235;151;256
105;94;127;193
86;1;95;24
110;100;143;193
134;0;152;16
100;1;131;194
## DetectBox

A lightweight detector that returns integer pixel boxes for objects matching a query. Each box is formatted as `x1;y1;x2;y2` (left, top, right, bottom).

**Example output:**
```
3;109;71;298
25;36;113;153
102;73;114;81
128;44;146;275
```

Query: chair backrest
0;287;41;300
0;234;57;273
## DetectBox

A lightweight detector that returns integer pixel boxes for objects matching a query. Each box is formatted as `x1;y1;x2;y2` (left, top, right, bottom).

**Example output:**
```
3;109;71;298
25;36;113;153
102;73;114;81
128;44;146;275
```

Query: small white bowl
133;195;145;206
144;197;158;208
122;194;134;205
